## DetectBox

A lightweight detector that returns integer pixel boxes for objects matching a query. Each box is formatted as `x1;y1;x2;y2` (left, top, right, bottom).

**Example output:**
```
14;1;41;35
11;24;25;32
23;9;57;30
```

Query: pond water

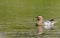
0;31;60;38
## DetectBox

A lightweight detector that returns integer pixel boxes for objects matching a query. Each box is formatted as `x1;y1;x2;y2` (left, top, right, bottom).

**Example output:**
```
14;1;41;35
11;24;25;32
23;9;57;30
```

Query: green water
0;0;60;38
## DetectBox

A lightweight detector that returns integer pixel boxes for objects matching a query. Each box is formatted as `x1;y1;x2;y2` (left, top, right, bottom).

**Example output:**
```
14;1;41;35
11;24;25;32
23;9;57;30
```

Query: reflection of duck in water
36;16;43;35
43;19;57;30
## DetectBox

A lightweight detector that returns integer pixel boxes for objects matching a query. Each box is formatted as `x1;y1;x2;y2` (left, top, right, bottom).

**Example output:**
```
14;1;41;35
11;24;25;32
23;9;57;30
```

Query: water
0;30;60;38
